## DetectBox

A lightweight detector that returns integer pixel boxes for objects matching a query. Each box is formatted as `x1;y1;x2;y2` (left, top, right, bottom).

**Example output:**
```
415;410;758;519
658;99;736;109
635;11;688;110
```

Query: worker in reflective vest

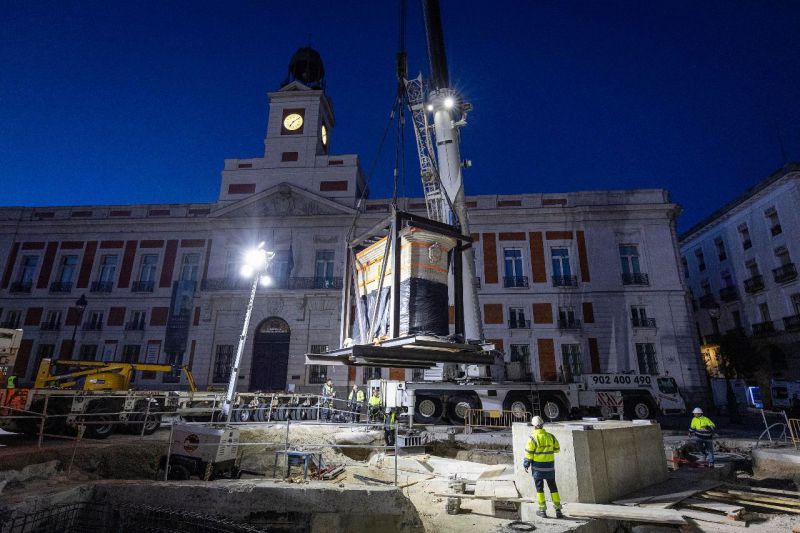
384;407;396;447
689;407;716;467
321;379;336;421
348;385;365;422
523;416;563;519
368;388;382;421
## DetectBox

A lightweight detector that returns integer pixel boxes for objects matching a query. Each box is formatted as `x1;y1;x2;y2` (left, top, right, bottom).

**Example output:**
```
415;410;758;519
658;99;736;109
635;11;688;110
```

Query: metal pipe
222;274;260;422
421;0;449;90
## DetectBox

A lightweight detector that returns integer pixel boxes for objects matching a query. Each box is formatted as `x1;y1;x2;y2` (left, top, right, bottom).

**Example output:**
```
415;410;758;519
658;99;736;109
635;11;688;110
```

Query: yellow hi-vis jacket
368;395;382;407
349;389;365;402
690;415;716;441
524;428;560;474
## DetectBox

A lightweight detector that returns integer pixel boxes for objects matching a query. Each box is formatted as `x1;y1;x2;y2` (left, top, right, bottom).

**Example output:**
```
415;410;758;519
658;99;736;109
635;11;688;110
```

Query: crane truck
309;0;688;424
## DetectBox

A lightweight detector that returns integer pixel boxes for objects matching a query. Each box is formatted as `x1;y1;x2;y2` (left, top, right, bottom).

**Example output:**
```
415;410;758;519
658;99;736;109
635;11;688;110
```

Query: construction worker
689;407;716;467
348;384;365;422
523;415;563;519
368;388;382;422
384;407;396;447
321;379;336;422
6;374;15;389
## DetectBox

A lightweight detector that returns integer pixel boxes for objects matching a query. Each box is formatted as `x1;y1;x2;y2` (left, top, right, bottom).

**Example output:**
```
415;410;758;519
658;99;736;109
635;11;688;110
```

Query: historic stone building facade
0;51;708;403
680;164;800;380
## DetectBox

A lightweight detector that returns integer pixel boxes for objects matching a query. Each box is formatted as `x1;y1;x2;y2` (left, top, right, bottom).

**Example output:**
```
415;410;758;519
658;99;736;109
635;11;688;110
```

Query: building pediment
211;183;355;218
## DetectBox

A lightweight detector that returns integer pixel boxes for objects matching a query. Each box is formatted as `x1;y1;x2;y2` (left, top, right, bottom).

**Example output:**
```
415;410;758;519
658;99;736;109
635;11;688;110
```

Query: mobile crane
307;0;686;424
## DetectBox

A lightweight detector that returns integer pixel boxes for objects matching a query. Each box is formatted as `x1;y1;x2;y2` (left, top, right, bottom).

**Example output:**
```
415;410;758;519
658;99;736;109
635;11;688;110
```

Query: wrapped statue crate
353;227;455;343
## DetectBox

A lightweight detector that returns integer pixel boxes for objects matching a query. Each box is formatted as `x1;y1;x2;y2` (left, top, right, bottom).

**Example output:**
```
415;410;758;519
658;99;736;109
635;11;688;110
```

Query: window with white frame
362;367;382;384
631;306;652;327
503;248;524;285
139;254;158;282
765;207;781;236
509;344;531;377
57;255;78;284
98;255;118;283
42;310;62;329
558;306;577;327
738;224;752;249
224;251;239;278
85;310;103;330
758;302;771;322
212;345;234;382
775;246;791;266
635;343;659;375
509;307;527;328
551;248;571;277
314;251;335;283
619;244;642;274
720;269;734;288
746;259;759;278
561;344;582;382
714;237;727;261
128;310;146;330
791;294;800;316
308;344;329;384
694;248;706;272
19;255;39;284
2;310;21;328
180;253;200;282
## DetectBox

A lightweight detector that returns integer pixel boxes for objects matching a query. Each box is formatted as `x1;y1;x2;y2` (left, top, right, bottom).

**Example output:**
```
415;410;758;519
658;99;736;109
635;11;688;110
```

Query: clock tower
263;47;334;165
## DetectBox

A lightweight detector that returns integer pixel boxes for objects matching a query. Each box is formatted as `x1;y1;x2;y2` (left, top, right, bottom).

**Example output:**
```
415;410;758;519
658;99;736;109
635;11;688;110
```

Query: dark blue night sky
2;1;799;231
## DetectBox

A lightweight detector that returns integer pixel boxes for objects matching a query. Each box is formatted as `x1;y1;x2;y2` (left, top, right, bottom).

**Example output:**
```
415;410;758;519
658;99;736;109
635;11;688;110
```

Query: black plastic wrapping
399;277;449;336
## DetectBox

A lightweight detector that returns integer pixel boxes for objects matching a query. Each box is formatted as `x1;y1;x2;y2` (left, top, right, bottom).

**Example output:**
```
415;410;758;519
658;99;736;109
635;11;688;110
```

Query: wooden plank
613;478;721;508
680;509;747;528
683;498;744;515
716;489;800;507
701;492;800;514
724;484;800;498
562;503;687;526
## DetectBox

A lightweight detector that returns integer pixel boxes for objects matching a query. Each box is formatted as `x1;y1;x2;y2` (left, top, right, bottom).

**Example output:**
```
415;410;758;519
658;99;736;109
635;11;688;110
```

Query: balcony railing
125;321;146;331
558;318;582;330
40;322;61;331
621;272;650;286
699;294;718;309
9;281;32;293
783;314;800;332
508;319;531;329
82;322;103;331
91;281;114;293
752;321;776;336
131;280;155;293
719;286;739;302
744;274;765;293
201;277;343;291
49;281;73;293
552;275;578;287
503;276;529;288
0;320;20;329
773;263;797;284
632;317;657;328
771;224;782;236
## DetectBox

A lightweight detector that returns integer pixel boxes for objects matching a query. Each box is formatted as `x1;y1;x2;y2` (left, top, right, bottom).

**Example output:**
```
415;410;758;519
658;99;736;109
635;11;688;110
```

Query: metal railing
744;274;765;293
503;276;529;288
752;321;775;336
557;318;581;330
508;319;530;329
773;263;797;283
125;320;146;331
788;417;800;449
632;317;657;328
719;285;739;302
201;276;343;291
621;273;649;285
40;322;61;331
783;314;800;332
49;281;73;293
552;275;577;287
1;319;21;328
131;280;155;292
9;281;33;293
90;281;114;293
82;322;103;331
464;408;530;434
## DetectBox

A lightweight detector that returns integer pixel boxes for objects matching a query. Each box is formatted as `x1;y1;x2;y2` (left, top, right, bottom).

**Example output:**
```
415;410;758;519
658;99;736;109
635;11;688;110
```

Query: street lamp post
69;294;88;360
221;244;274;422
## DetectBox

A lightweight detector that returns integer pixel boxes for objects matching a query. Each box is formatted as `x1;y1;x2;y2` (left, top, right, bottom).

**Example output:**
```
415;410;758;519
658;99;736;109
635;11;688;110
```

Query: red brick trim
228;183;256;194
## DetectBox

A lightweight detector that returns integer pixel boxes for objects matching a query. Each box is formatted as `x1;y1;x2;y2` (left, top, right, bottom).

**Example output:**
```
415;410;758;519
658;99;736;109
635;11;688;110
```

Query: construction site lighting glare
260;275;272;287
239;264;254;278
426;103;434;112
443;96;455;109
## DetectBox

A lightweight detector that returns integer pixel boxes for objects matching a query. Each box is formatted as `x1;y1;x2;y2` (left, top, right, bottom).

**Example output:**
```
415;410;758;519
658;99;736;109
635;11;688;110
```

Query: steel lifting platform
305;335;495;369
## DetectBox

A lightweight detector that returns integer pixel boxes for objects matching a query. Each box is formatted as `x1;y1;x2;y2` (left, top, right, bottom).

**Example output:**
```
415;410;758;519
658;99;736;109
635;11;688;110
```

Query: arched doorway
250;317;290;392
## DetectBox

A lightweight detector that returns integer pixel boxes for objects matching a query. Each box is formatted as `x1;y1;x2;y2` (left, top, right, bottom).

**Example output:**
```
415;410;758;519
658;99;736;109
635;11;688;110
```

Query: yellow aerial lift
34;358;198;392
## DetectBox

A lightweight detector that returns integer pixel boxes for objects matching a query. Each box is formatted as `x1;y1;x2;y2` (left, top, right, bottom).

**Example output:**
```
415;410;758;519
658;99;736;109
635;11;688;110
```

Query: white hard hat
531;415;544;427
692;407;703;415
385;407;391;413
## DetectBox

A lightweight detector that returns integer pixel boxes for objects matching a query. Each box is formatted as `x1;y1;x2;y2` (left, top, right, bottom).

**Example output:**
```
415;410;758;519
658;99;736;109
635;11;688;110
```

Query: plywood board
563;503;687;525
613;477;721;508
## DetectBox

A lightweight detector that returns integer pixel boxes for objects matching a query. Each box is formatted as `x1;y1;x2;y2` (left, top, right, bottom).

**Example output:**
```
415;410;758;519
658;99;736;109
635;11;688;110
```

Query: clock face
321;124;328;146
283;113;304;131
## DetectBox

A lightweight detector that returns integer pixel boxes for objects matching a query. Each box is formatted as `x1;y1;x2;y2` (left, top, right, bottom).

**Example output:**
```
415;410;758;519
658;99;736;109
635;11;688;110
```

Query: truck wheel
625;397;655;420
447;395;479;425
414;396;443;425
83;407;115;439
541;396;566;422
504;395;533;420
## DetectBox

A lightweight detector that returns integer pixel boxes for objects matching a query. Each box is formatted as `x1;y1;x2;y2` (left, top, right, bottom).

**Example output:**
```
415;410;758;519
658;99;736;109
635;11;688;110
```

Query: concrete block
512;420;668;512
752;447;800;479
